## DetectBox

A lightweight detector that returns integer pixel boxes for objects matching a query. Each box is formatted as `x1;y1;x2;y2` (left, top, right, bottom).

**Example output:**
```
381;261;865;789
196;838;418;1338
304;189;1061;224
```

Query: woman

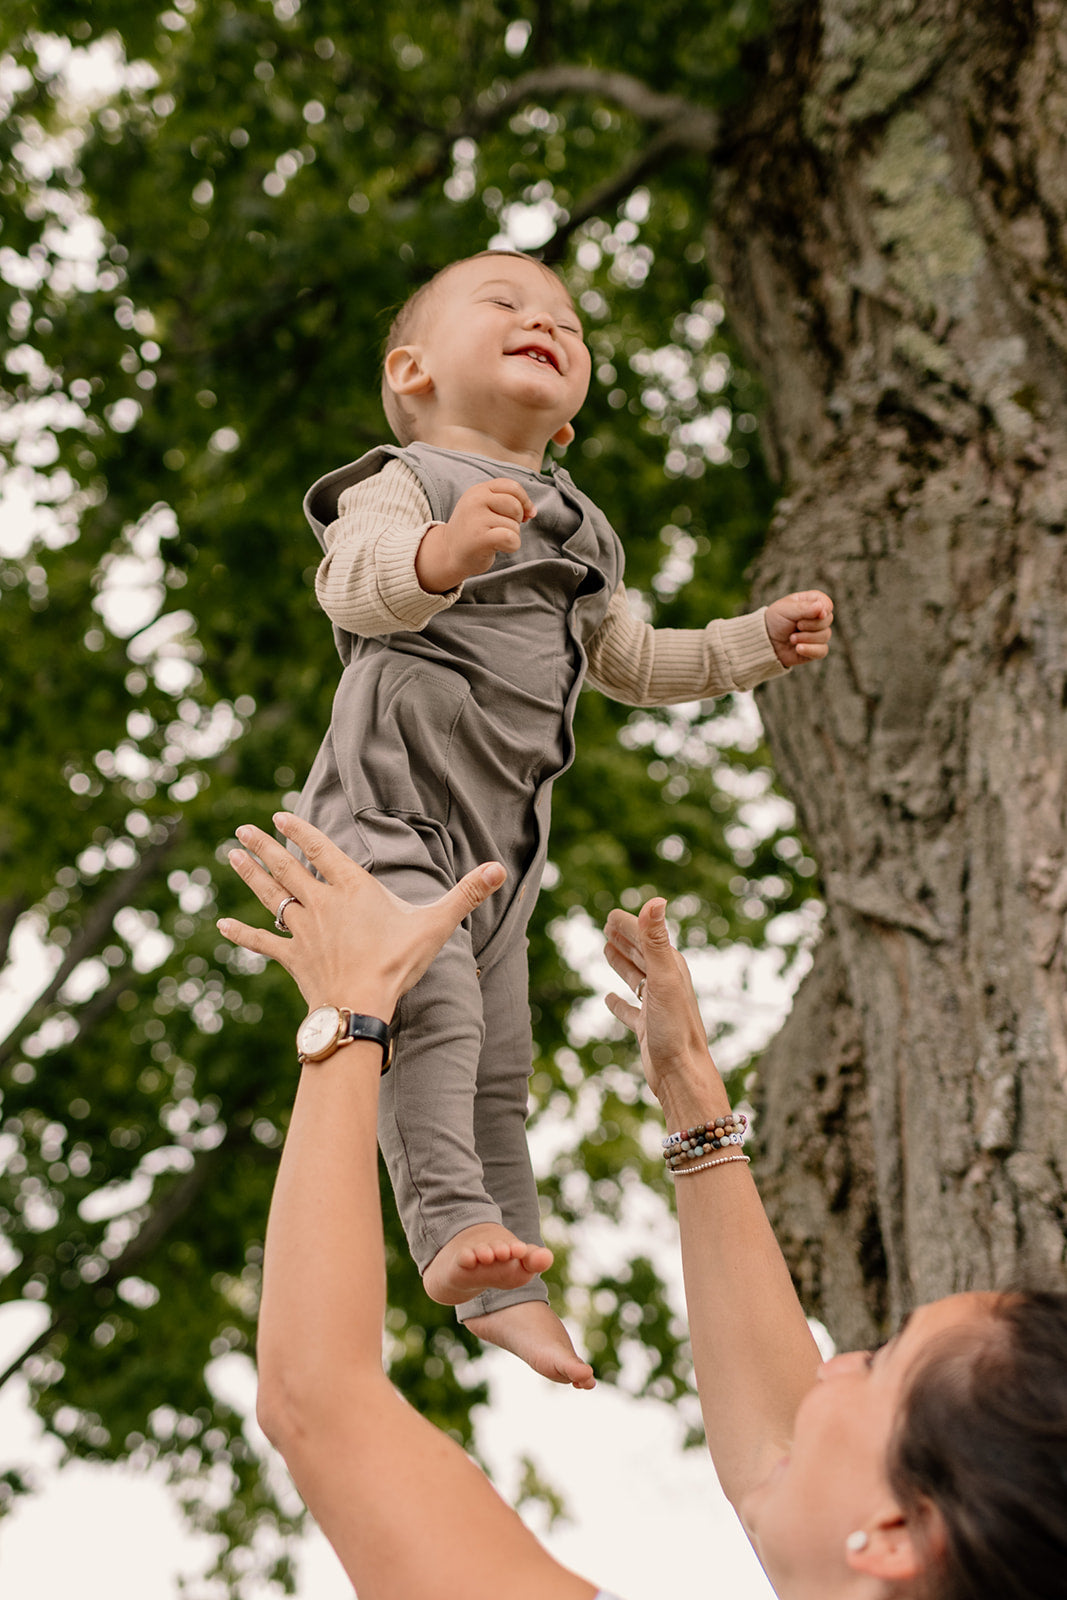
220;813;1067;1600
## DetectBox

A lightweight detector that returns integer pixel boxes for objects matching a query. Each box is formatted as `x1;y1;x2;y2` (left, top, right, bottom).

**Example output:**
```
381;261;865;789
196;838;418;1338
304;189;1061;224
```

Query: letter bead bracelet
663;1113;748;1176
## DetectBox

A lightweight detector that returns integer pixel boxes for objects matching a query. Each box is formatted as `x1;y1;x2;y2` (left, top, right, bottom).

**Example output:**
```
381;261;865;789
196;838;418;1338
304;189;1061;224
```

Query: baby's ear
551;421;576;448
384;345;433;398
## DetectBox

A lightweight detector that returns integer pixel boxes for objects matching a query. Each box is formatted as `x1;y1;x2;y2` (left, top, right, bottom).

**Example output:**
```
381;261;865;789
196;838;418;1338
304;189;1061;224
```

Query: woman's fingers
604;937;646;997
226;838;295;917
230;820;318;902
273;811;355;885
605;907;641;945
216;914;295;971
607;898;700;1009
227;814;374;925
605;991;640;1033
604;909;644;974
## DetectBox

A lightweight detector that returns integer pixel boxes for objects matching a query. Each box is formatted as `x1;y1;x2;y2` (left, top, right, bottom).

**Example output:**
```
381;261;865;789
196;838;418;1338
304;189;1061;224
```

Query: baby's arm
585;585;833;707
315;464;534;635
315;458;457;636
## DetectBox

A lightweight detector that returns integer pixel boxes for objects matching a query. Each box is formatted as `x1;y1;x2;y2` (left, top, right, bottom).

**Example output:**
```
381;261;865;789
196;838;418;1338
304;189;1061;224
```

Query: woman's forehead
889;1292;1001;1366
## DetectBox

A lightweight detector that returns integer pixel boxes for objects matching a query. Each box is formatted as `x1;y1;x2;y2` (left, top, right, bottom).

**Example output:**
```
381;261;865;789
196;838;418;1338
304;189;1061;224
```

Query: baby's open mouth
511;346;560;371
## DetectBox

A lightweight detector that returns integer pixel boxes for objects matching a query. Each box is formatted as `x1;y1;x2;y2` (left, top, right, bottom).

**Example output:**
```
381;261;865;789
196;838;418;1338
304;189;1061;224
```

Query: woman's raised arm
604;897;822;1511
219;814;598;1600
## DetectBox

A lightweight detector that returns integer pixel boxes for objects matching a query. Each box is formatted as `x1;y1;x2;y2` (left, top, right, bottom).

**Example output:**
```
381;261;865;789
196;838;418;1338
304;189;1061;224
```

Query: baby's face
410;256;591;447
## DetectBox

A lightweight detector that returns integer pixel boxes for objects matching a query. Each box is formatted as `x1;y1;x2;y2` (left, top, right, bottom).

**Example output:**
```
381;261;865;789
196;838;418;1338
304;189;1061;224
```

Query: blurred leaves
514;1452;571;1530
0;1;815;1590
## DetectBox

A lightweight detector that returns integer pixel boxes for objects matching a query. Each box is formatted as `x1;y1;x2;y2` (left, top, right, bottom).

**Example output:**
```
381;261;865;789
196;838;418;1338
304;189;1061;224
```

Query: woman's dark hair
889;1290;1067;1600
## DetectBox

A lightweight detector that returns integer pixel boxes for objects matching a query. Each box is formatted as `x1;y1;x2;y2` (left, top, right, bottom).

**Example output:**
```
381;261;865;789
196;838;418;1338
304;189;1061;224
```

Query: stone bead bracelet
662;1113;747;1170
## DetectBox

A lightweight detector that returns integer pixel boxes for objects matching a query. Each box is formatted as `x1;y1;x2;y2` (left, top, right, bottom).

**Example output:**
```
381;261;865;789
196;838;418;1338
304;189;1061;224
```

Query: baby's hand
765;590;834;668
415;478;534;594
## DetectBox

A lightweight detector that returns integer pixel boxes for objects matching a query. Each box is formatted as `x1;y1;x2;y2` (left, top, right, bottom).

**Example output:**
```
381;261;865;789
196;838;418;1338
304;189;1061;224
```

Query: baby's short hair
380;250;568;445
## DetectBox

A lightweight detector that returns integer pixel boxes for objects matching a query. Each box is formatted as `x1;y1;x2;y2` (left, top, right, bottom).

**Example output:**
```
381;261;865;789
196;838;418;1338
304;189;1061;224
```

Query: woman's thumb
452;861;506;918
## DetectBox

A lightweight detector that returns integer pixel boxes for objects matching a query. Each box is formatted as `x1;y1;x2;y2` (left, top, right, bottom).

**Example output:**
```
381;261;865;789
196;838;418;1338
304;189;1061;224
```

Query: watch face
297;1005;342;1060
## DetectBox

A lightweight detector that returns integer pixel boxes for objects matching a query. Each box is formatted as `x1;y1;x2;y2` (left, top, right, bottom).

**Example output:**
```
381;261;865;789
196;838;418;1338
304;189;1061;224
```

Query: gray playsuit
297;441;783;1320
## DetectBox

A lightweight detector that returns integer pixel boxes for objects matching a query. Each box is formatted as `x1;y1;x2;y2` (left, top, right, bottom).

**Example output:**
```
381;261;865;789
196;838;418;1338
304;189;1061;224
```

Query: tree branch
395;62;718;209
474;64;717;136
541;120;714;264
0;1141;223;1394
0;825;181;1070
105;1142;223;1278
0;894;27;974
0;1319;58;1394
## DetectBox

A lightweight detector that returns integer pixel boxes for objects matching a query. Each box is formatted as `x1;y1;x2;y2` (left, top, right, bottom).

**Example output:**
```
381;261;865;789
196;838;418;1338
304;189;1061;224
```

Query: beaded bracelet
662;1113;747;1149
670;1152;750;1179
662;1114;747;1171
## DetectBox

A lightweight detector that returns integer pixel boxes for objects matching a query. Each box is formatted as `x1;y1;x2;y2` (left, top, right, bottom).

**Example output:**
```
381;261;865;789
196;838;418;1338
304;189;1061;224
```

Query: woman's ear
551;421;575;448
846;1501;944;1586
384;345;434;399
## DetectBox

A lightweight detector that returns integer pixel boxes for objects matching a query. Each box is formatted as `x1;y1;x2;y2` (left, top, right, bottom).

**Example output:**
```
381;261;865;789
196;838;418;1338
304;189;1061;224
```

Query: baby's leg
380;927;499;1263
457;940;595;1390
368;814;546;1292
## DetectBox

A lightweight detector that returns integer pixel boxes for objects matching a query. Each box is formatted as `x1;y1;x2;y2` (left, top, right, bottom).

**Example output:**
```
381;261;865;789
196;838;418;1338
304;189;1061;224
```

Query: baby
295;250;832;1387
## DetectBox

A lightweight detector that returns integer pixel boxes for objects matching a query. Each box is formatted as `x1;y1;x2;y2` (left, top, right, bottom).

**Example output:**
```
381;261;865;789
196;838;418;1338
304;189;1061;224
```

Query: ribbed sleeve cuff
712;607;787;691
372;521;462;630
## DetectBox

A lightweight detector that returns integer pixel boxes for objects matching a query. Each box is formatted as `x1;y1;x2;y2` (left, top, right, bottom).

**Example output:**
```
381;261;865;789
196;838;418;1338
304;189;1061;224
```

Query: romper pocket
331;657;470;826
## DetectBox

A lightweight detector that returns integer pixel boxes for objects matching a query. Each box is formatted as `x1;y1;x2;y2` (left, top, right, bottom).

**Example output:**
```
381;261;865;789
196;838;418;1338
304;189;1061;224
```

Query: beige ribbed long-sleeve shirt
315;458;785;706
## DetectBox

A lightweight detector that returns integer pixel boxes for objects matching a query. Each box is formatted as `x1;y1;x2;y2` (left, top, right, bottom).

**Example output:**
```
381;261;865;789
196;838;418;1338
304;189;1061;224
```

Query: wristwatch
296;1005;393;1072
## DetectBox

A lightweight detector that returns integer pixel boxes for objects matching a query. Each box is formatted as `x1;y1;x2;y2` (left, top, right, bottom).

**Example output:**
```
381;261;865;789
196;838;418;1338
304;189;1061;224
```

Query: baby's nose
525;308;557;332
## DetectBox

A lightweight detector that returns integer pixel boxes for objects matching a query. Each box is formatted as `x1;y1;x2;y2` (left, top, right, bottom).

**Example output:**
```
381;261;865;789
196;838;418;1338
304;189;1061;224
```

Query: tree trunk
711;0;1067;1337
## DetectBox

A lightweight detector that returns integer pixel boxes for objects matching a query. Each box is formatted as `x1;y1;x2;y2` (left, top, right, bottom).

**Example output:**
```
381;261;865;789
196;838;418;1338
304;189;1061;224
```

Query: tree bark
711;0;1067;1334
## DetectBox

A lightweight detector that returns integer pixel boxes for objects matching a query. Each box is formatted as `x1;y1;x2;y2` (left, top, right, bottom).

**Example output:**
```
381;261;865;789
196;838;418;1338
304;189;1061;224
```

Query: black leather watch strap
339;1012;393;1073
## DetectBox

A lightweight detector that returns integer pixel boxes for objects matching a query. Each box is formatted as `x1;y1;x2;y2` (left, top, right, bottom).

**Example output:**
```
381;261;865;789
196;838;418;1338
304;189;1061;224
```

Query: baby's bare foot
422;1223;553;1306
465;1300;596;1390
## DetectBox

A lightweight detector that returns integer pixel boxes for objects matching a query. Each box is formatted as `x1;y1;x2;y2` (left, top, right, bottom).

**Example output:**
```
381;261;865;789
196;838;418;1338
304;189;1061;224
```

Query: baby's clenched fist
764;590;834;668
416;478;534;594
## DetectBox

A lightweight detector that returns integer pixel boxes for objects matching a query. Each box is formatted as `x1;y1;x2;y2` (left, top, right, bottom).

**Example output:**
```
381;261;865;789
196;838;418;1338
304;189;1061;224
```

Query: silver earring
845;1530;869;1553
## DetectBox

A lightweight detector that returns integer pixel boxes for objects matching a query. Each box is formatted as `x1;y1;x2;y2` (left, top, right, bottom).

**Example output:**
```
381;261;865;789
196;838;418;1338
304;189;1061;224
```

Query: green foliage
514;1452;570;1530
0;1464;33;1518
0;1;809;1590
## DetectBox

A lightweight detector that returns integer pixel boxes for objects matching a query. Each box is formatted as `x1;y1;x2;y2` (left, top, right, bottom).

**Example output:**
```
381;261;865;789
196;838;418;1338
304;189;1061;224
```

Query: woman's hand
217;812;505;1017
604;897;727;1120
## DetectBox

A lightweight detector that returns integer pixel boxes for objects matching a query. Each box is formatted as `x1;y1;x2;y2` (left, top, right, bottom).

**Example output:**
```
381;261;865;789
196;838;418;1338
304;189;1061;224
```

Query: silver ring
274;895;300;933
636;978;646;1001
